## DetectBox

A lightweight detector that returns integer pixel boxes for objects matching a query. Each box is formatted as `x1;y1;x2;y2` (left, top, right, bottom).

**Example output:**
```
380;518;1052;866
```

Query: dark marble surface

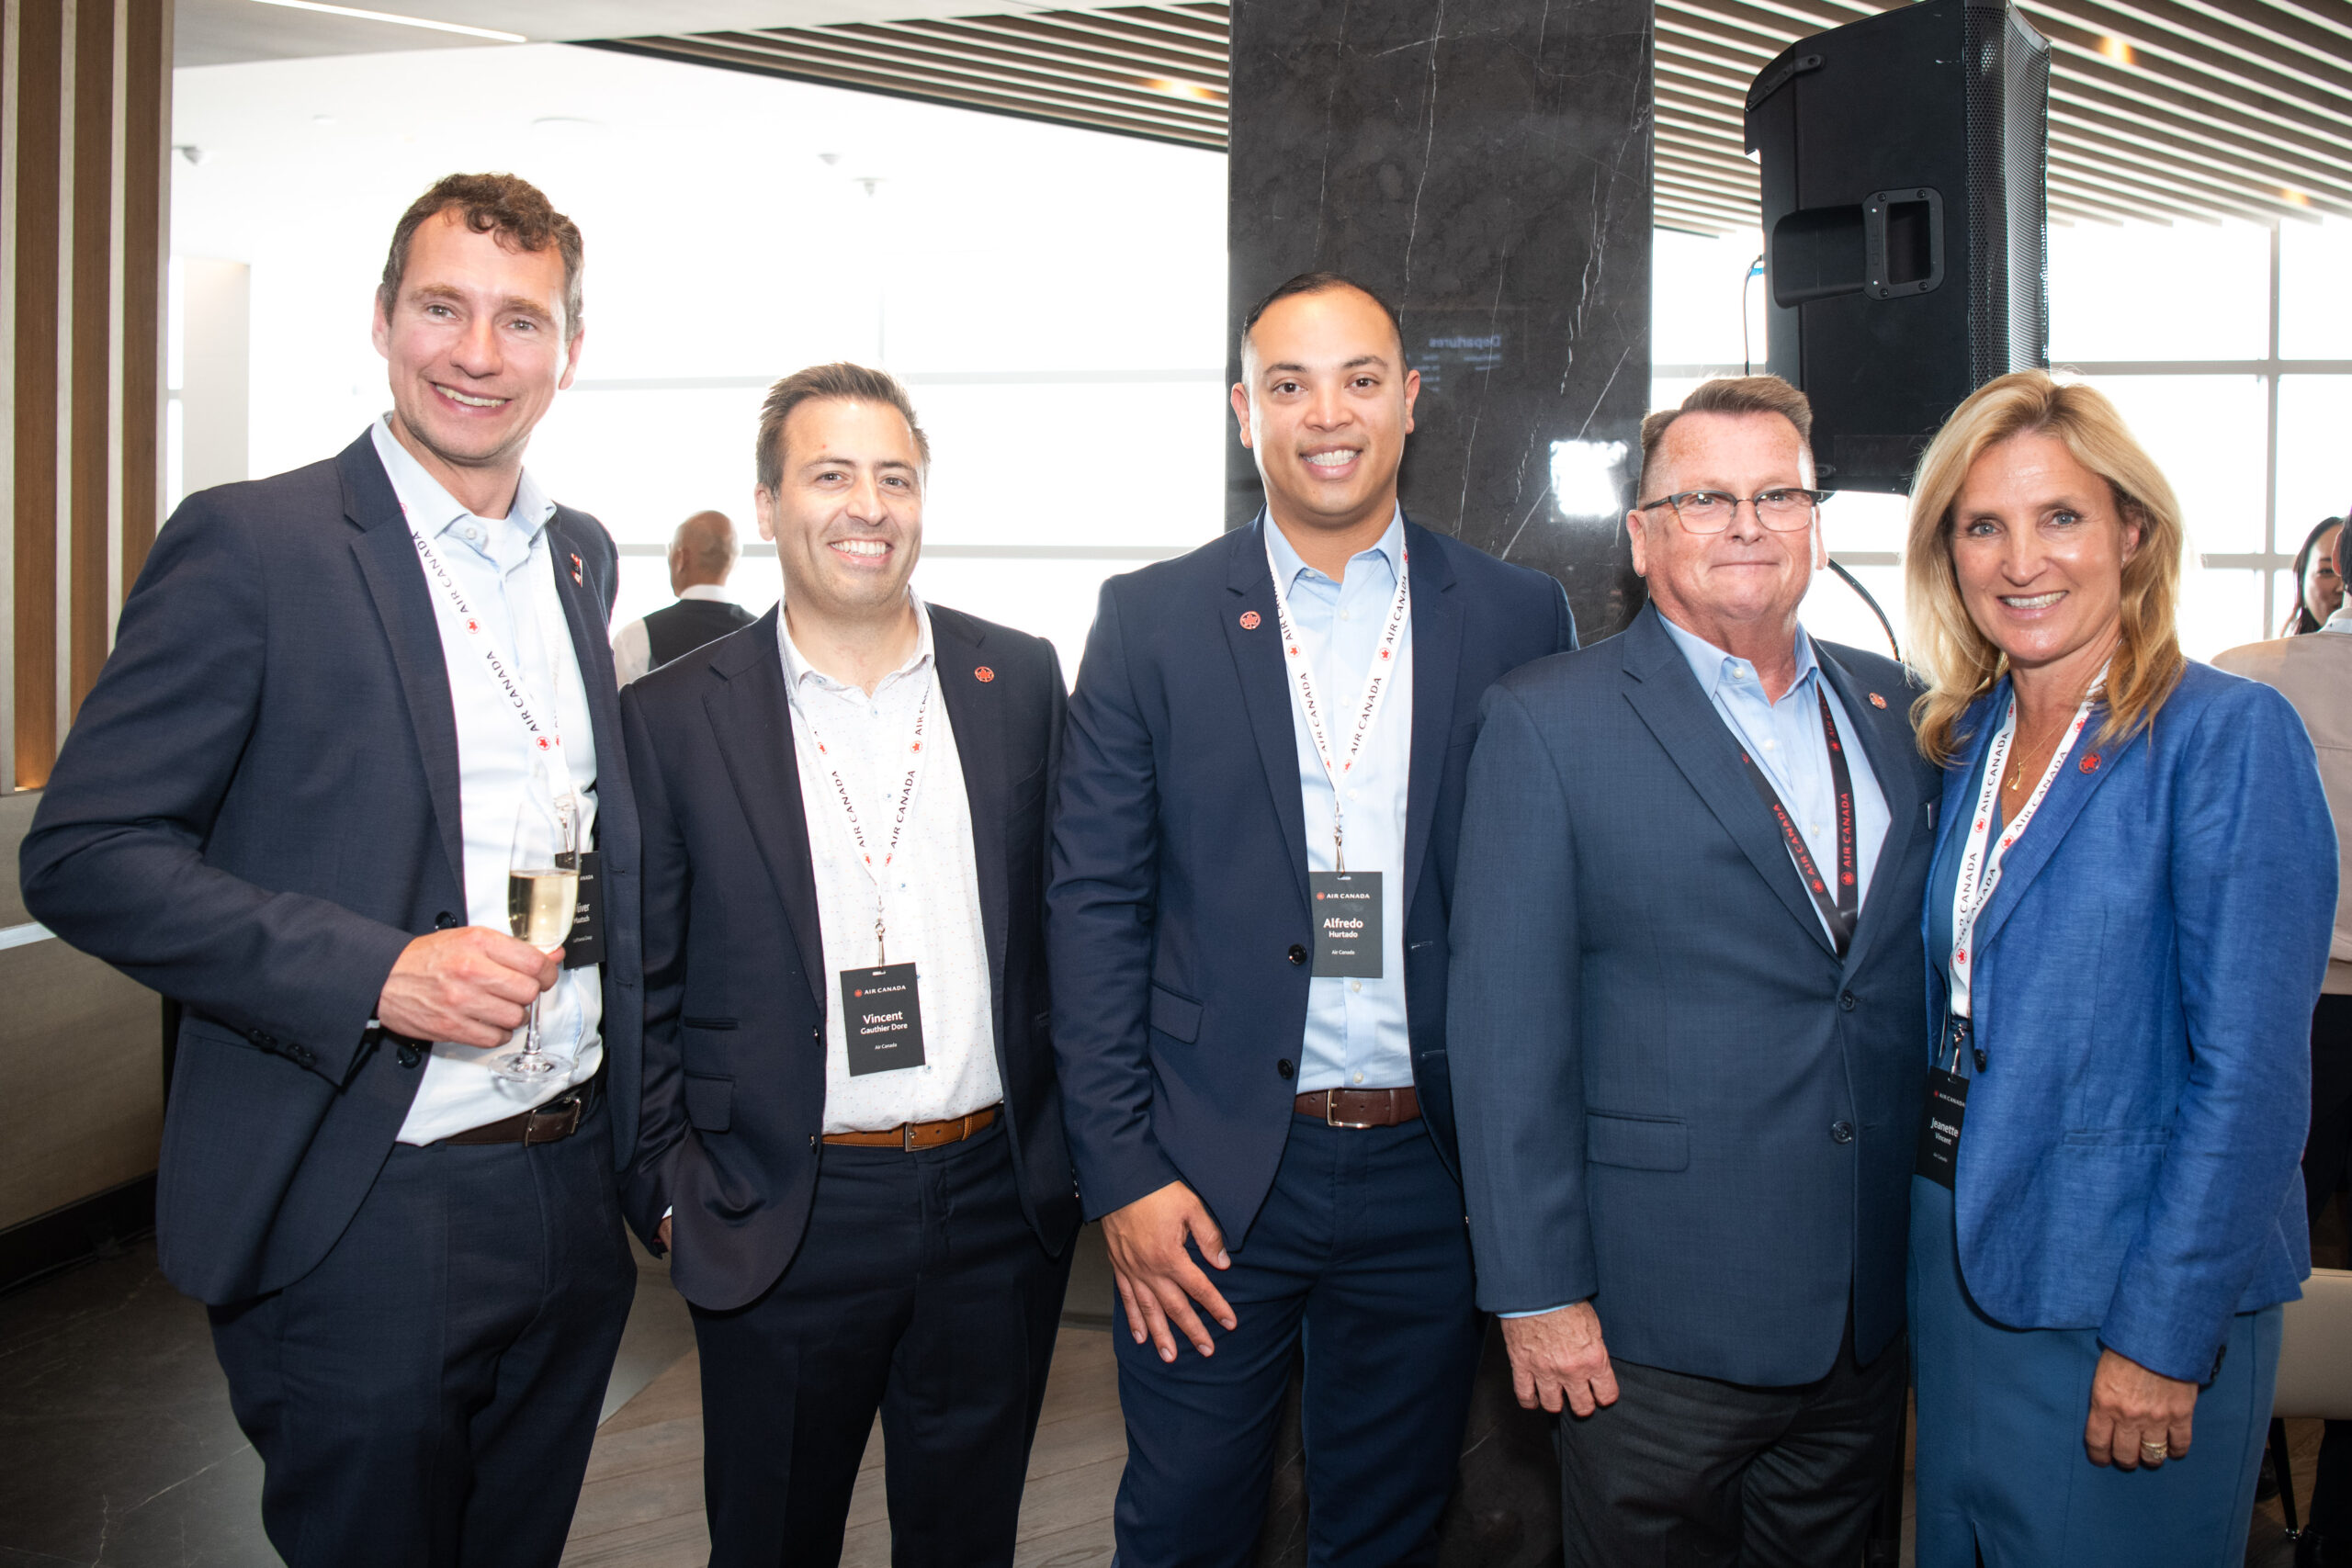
0;1232;695;1567
1227;0;1656;642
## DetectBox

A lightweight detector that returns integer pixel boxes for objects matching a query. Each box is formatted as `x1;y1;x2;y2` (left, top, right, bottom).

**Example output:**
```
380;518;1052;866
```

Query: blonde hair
1905;370;2186;765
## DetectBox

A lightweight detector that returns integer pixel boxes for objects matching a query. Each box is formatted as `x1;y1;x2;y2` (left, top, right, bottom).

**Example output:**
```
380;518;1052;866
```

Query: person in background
1905;370;2330;1566
611;508;757;683
19;172;641;1566
2215;516;2352;1567
621;363;1078;1565
1448;376;1934;1565
2278;516;2345;637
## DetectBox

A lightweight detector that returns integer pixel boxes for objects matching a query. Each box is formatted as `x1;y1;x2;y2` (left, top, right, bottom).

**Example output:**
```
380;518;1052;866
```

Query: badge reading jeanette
841;964;927;1076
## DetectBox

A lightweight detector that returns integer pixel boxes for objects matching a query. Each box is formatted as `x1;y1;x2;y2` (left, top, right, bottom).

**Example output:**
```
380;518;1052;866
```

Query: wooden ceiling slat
597;0;2350;239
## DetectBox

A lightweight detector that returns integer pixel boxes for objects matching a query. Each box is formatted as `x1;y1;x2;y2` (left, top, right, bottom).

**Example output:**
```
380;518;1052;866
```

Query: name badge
1309;871;1383;978
1915;1067;1969;1188
841;963;927;1076
560;850;604;970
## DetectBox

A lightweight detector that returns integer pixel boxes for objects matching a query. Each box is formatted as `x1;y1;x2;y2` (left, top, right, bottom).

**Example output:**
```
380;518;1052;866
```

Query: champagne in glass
491;788;577;1083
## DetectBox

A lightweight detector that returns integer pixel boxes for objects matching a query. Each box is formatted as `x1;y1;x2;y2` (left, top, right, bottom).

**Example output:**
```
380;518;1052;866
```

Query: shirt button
1353;1071;1364;1084
1351;980;1363;993
1340;610;1352;621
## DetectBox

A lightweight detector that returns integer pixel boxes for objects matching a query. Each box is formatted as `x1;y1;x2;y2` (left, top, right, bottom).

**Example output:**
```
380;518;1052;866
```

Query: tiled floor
0;1216;2336;1567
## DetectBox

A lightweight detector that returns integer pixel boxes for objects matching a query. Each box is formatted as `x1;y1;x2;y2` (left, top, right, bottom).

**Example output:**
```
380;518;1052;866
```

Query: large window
1653;217;2352;661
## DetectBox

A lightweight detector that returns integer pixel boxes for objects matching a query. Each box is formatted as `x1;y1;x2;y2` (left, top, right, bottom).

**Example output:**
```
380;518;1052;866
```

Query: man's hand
2085;1347;2197;1469
656;1216;673;1252
1499;1302;1621;1417
1100;1180;1236;1362
376;927;560;1048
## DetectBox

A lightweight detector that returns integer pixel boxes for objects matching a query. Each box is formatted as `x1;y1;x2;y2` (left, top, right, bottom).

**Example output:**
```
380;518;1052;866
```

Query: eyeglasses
1634;488;1831;534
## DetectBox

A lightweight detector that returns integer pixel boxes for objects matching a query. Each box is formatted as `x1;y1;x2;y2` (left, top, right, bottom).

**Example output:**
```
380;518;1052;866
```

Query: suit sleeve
2100;683;2333;1381
19;492;412;1084
1047;581;1183;1219
1447;681;1598;1313
619;681;691;1247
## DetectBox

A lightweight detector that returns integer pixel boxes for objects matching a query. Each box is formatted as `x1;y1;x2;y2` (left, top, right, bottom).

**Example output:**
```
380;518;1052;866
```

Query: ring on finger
2139;1438;2169;1462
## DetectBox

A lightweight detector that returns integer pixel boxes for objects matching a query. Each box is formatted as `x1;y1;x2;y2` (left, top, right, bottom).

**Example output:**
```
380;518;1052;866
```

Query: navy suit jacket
1925;665;2329;1382
1448;603;1935;1384
1047;516;1576;1240
619;604;1081;1313
19;431;643;1307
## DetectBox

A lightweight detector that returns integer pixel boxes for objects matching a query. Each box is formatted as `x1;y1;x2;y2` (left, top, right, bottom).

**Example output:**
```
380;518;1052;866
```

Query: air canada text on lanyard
795;671;933;1077
1917;674;2101;1190
1268;536;1408;981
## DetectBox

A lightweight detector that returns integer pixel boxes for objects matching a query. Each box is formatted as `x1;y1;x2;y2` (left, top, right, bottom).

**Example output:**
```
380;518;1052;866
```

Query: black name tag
1309;871;1383;978
1916;1067;1969;1188
840;963;926;1077
560;850;604;970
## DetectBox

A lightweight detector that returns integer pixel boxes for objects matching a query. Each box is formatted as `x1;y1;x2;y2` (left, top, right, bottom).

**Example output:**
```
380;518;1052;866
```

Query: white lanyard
1267;534;1410;873
1946;681;2100;1020
793;667;933;964
404;516;578;806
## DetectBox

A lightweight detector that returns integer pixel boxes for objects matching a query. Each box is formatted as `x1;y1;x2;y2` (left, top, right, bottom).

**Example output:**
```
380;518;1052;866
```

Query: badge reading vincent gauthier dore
841;964;927;1076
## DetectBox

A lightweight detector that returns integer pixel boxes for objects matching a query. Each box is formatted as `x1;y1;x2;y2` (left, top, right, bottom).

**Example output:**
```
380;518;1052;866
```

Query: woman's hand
2084;1347;2197;1469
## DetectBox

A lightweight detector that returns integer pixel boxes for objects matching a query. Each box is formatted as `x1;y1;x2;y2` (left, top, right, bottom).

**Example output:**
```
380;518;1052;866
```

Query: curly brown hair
377;172;583;341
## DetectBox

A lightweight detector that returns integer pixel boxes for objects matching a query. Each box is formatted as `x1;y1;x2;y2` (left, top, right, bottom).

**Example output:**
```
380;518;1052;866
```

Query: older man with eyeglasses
1445;376;1939;1567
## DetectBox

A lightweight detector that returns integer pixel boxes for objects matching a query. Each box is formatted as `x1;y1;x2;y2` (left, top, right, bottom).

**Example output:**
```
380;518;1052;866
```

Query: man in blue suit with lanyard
1049;272;1576;1564
1447;377;1935;1566
22;175;639;1566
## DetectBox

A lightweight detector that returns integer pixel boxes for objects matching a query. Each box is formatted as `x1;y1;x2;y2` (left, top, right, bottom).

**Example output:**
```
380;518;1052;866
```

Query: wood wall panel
69;0;113;716
119;0;165;592
12;0;60;789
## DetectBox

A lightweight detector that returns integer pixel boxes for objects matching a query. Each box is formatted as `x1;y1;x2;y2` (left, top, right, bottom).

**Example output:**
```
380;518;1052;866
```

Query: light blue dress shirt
369;419;604;1143
1267;509;1414;1094
1656;613;1890;938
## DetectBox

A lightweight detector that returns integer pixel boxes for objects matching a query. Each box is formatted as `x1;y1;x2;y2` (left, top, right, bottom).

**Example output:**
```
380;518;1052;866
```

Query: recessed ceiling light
248;0;526;43
2095;35;2136;66
1140;77;1222;104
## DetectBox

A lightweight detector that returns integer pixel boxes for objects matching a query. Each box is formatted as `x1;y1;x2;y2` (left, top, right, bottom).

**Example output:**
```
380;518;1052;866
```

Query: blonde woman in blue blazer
1902;371;2335;1566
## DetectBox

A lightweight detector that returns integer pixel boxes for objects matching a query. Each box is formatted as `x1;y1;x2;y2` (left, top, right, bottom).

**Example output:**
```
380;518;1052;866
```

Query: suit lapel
1402;522;1461;915
1223;520;1312;905
1969;695;2138;953
930;607;1011;1055
702;612;828;1011
544;515;627;819
1815;647;1922;978
340;435;467;904
1620;604;1838;959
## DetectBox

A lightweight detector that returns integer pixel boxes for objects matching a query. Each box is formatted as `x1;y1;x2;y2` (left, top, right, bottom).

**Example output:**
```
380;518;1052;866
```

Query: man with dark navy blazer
1447;377;1935;1566
1048;273;1576;1565
19;175;640;1566
620;363;1079;1565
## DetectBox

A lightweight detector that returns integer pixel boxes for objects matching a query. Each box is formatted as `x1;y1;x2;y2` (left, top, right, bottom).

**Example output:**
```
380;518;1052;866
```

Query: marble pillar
1227;0;1656;641
1225;4;1655;1561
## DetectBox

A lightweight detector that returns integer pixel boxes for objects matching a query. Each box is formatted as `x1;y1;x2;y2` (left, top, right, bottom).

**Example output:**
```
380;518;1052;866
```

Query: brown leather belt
444;1084;595;1147
824;1105;1000;1150
1294;1087;1420;1127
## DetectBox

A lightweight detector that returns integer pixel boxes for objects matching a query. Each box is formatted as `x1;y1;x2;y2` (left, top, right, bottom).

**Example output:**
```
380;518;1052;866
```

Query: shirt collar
1263;504;1406;591
369;415;556;539
778;591;934;694
1656;609;1818;703
676;582;734;604
2324;606;2352;636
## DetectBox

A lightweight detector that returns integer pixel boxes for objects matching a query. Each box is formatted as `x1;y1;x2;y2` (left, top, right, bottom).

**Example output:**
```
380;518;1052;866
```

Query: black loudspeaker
1746;0;2052;492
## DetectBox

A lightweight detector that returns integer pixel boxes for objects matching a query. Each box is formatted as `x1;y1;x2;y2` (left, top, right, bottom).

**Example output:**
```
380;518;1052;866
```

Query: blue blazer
618;604;1080;1312
19;433;643;1307
1925;663;2331;1382
1047;517;1575;1238
1447;604;1938;1384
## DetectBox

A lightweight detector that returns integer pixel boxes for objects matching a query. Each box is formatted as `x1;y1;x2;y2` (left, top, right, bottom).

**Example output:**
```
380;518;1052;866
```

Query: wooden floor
562;1326;1125;1567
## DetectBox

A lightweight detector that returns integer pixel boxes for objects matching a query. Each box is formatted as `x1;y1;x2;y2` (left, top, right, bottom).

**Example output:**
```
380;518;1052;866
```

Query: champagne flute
492;790;577;1083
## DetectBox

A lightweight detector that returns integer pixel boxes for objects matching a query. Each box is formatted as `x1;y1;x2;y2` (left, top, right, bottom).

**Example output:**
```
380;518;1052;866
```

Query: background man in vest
612;508;758;683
